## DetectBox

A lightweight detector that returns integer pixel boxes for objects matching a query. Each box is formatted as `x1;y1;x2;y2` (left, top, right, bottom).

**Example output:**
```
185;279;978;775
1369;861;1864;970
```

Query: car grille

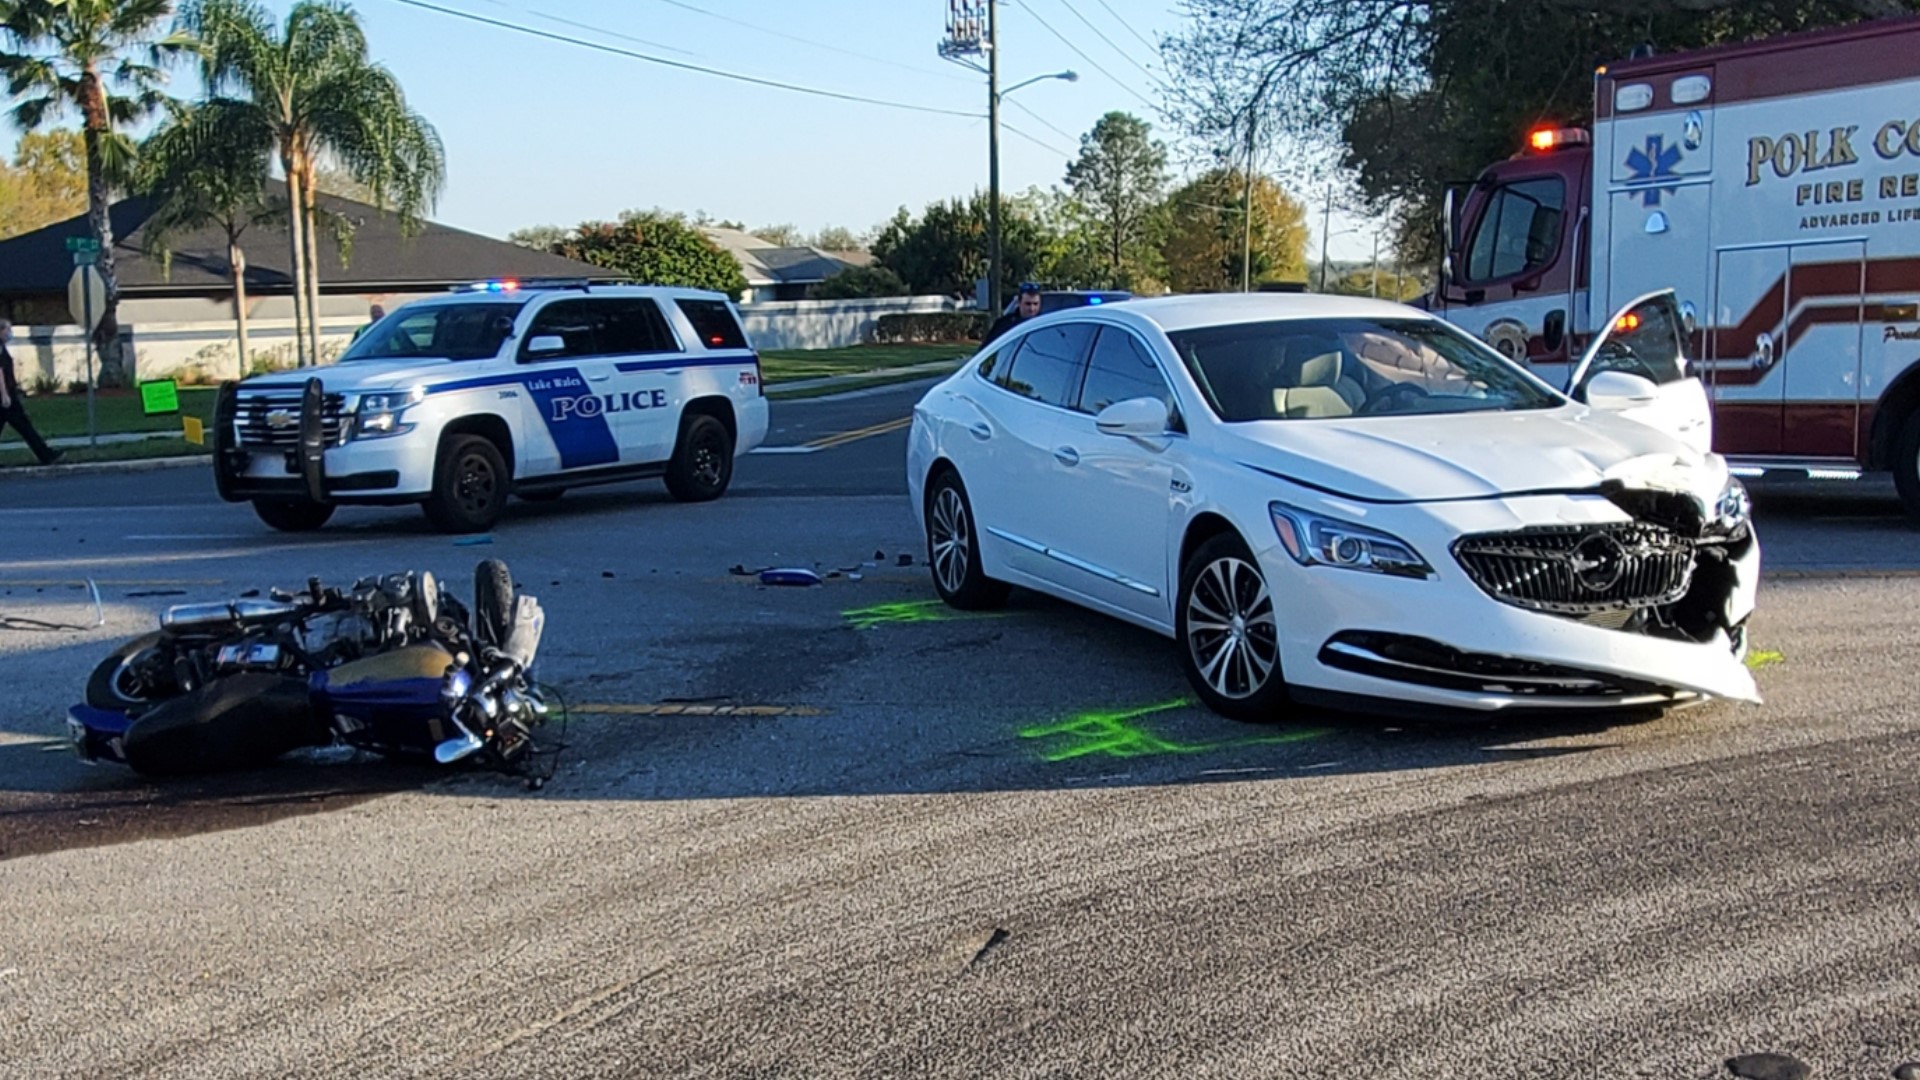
234;391;348;449
1452;523;1694;616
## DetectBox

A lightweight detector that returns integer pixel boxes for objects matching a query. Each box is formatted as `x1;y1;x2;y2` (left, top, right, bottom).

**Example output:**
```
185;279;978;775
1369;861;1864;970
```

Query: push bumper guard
213;378;347;504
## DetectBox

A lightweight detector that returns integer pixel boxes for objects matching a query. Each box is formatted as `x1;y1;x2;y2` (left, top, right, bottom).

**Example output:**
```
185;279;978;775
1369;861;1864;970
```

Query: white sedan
906;291;1760;719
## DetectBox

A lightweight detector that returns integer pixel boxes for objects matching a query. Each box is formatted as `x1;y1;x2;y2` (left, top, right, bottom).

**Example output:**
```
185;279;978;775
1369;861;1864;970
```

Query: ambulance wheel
665;413;733;503
425;434;510;534
1894;410;1920;525
252;499;334;532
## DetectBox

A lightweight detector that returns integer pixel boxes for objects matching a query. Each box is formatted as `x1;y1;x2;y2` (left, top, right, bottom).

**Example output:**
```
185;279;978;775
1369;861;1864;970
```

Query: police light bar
451;277;594;294
1527;126;1591;153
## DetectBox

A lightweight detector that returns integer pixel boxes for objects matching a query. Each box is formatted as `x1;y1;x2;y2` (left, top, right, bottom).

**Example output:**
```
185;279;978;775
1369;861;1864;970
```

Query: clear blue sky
6;0;1383;260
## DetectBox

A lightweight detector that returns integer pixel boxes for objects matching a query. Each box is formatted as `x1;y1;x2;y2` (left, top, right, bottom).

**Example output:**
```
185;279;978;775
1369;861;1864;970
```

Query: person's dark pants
1;400;59;464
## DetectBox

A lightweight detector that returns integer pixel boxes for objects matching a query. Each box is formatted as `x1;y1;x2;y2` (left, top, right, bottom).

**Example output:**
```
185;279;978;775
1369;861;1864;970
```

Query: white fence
738;296;958;351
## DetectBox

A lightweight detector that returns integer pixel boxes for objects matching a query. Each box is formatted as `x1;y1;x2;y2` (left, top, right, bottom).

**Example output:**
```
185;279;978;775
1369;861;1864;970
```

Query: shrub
809;265;906;300
870;311;990;344
28;374;58;395
65;379;89;394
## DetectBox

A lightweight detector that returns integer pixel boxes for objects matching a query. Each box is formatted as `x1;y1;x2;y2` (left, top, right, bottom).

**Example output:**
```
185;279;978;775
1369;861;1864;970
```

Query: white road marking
748;446;821;455
124;534;256;541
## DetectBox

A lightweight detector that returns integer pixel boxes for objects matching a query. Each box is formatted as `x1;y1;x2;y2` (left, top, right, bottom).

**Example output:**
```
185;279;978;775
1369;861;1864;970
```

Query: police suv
211;279;769;533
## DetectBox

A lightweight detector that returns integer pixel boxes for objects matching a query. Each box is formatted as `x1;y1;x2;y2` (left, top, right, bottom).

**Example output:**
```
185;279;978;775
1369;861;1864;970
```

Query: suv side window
519;299;602;362
1463;177;1564;282
1076;327;1173;415
676;298;748;349
1000;323;1096;407
598;298;679;355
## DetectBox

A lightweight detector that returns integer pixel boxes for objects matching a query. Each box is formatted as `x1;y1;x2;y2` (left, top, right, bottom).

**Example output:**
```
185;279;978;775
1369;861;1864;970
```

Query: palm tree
180;0;442;367
0;0;189;384
137;98;271;379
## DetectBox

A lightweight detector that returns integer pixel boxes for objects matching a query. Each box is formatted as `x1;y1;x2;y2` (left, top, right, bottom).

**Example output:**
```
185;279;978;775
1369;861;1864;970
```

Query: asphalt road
1;379;1917;1079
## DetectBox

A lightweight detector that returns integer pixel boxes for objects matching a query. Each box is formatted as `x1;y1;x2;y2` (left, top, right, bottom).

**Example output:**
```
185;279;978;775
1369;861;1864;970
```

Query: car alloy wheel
457;450;498;515
929;486;971;596
1185;555;1279;700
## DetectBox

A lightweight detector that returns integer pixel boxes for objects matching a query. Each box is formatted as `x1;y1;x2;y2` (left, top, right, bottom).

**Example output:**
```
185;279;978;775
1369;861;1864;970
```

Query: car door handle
1054;446;1080;466
587;371;610;382
968;422;992;441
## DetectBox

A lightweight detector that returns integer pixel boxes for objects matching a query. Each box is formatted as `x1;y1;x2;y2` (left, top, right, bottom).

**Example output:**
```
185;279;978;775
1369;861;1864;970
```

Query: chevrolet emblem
264;409;296;430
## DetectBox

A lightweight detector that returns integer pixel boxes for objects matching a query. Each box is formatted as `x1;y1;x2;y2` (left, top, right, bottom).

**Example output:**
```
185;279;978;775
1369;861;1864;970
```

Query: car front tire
665;413;734;502
926;469;1010;610
252;498;335;532
424;434;510;534
1177;532;1289;721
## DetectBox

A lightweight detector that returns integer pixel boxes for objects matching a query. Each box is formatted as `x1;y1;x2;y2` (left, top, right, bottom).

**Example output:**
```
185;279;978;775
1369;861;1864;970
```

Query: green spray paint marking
841;599;1003;631
1745;648;1784;670
1017;698;1332;763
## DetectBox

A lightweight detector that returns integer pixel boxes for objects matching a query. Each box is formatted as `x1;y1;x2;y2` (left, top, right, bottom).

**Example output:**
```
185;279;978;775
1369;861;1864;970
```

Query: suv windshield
339;302;525;362
1168;317;1562;422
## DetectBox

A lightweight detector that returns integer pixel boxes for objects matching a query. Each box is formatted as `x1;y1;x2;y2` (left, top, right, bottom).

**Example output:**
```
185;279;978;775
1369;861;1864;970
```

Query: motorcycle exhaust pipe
160;598;304;632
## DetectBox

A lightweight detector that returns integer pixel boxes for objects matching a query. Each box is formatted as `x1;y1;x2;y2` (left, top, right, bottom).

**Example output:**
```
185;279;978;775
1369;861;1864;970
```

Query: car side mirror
1095;397;1171;438
525;335;565;358
1582;370;1659;411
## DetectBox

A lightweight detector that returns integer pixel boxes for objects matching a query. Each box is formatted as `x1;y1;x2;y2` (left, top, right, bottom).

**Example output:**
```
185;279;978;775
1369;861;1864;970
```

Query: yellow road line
804;416;912;451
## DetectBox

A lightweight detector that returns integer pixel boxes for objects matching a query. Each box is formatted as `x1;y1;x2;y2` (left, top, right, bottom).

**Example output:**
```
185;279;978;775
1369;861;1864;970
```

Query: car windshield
338;302;524;362
1167;316;1562;422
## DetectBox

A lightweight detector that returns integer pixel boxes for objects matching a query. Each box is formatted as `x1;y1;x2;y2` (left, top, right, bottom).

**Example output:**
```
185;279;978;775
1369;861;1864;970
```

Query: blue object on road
760;568;822;587
453;535;495;546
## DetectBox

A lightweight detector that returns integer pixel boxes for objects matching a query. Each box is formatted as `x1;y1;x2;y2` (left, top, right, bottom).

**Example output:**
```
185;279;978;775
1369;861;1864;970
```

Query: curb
0;454;210;479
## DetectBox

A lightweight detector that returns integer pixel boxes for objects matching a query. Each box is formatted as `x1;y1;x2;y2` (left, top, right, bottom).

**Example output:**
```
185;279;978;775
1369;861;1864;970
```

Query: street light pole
1241;116;1255;293
1318;184;1333;292
987;0;1002;317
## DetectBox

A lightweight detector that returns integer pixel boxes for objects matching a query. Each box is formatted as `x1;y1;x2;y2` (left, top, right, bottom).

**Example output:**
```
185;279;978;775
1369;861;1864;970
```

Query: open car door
1566;290;1712;455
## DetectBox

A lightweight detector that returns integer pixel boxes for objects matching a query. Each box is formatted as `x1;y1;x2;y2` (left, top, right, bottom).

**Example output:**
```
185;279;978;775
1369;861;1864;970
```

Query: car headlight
354;387;425;439
1269;501;1434;579
1709;477;1752;538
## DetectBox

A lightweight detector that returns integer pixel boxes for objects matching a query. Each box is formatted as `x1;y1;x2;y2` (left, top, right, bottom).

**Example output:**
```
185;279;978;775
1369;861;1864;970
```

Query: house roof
0;180;615;296
698;226;861;287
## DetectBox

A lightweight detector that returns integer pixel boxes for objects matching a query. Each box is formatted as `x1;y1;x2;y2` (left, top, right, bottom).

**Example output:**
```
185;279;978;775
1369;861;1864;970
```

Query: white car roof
406;284;733;307
1089;293;1433;334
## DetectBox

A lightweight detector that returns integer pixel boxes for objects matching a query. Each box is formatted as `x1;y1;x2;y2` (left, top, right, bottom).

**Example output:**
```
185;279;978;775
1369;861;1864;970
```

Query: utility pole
1318;184;1333;292
1241;115;1255;292
1371;231;1380;297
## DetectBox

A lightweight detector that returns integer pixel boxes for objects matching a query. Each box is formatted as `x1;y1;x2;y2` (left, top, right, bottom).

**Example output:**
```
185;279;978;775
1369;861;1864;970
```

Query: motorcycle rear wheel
86;632;178;714
122;674;330;777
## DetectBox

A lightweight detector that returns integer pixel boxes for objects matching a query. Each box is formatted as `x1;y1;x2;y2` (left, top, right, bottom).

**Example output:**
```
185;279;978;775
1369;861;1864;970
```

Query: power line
641;0;975;84
1049;0;1167;89
1009;0;1157;110
382;0;982;118
1002;120;1071;158
1088;0;1160;57
524;9;697;57
1007;98;1076;143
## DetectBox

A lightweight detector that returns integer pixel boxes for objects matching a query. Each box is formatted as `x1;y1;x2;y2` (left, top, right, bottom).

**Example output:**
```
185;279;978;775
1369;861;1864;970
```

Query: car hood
1225;406;1729;504
241;358;465;395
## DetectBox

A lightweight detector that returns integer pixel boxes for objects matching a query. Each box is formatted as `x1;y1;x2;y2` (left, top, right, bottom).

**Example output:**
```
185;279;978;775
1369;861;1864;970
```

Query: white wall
738;295;957;351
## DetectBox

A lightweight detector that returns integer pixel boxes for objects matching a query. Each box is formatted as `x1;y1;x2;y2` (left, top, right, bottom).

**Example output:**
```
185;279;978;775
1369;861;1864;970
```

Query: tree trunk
77;66;125;386
230;238;251;381
301;163;323;365
283;152;310;367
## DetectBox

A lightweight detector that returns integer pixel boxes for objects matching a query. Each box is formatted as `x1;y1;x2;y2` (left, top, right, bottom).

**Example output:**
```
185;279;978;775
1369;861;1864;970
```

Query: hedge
870;311;991;344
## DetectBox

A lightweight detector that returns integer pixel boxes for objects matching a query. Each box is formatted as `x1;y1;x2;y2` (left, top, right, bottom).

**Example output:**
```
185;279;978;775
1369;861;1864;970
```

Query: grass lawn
0;386;217;441
0;434;209;469
757;344;973;383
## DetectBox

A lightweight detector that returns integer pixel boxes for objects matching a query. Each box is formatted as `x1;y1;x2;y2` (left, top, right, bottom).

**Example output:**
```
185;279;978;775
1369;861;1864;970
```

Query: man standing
353;302;386;342
0;319;62;466
981;283;1043;348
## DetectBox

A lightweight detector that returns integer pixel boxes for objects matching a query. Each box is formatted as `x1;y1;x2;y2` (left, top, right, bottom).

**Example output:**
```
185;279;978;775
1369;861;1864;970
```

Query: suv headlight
1269;501;1433;579
354;387;425;439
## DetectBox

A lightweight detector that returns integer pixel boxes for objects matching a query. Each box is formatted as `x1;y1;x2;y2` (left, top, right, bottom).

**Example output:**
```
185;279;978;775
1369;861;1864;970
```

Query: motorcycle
65;560;560;787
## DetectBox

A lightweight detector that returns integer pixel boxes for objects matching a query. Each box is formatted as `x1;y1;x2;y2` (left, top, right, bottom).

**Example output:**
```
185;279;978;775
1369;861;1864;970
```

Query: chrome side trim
985;526;1161;596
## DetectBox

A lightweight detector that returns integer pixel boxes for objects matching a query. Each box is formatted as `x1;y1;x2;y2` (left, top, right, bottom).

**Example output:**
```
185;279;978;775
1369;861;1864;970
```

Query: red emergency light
1527;126;1591;153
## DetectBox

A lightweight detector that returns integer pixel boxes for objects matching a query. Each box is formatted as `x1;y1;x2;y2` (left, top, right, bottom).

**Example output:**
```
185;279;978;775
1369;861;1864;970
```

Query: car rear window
677;299;749;350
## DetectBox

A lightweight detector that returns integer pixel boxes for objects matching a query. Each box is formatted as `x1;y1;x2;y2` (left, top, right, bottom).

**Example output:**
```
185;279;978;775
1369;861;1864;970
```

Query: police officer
0;319;62;466
982;282;1043;348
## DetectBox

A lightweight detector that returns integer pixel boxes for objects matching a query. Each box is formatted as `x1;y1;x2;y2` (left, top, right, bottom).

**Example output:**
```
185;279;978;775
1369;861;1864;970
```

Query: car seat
1270;335;1366;418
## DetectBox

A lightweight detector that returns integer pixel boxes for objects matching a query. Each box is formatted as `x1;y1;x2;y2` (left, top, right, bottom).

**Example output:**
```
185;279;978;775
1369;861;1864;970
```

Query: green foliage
136;98;273;259
1161;169;1309;293
1065;111;1169;287
870;311;990;344
749;223;803;246
507;224;567;251
556;212;747;296
870;193;1050;298
808;264;907;300
810;224;864;252
1323;266;1426;301
0;129;86;239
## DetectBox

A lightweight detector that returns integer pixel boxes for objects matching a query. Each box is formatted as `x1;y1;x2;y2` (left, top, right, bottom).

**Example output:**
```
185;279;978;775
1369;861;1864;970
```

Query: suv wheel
926;469;1009;610
424;434;510;534
1176;532;1289;721
665;413;733;502
252;499;334;532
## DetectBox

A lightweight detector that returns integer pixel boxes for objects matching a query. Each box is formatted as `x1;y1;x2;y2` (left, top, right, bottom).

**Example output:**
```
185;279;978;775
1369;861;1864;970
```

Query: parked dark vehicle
1001;289;1133;316
66;560;558;787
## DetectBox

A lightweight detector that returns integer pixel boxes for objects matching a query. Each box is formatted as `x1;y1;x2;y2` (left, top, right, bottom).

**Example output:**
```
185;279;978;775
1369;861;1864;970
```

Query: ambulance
1432;15;1920;518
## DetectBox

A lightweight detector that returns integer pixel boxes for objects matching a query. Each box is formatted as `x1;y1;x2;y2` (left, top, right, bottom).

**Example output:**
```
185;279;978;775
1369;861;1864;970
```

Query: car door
1046;325;1180;624
517;299;622;475
594;297;684;464
957;321;1096;582
1565;289;1712;454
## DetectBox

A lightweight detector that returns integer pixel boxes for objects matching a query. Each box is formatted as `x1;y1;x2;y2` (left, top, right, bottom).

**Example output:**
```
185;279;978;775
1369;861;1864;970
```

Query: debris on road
1893;1065;1920;1080
1726;1052;1812;1080
961;926;1010;970
453;535;494;546
759;568;822;587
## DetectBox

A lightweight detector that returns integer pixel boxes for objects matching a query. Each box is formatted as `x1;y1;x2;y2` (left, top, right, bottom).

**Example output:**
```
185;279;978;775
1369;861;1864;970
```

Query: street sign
140;379;180;416
67;264;106;331
64;236;100;253
72;250;98;266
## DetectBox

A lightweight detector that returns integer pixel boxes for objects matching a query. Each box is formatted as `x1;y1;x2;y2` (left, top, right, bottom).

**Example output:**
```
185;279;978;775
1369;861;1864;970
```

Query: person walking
0;319;62;466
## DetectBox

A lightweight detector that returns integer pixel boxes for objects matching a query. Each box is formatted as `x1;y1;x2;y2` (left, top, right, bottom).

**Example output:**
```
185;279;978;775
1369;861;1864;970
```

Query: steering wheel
1360;381;1431;416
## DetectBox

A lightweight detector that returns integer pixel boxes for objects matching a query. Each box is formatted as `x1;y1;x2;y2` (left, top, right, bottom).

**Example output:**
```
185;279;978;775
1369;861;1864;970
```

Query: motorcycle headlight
354;387;425;440
1269;501;1434;579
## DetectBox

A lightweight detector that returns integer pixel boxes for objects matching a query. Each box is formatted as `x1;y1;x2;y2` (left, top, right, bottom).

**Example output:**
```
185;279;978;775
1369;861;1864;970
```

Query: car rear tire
1893;409;1920;524
925;469;1010;610
121;673;328;777
665;413;733;502
252;499;334;532
424;434;510;534
1177;532;1290;722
